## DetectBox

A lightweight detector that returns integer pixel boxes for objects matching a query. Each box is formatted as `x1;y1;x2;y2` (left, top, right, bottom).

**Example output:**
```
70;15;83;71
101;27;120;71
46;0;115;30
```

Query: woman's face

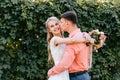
47;20;61;36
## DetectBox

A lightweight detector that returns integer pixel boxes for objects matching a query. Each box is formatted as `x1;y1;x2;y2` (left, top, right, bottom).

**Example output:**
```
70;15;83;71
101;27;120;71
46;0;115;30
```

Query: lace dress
48;36;70;80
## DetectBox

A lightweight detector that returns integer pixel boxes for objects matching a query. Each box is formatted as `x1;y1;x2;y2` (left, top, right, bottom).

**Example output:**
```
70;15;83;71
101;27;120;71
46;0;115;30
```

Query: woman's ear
49;30;52;33
48;28;51;32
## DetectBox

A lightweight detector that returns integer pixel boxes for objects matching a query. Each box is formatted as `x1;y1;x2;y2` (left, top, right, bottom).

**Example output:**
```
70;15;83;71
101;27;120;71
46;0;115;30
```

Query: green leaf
0;45;4;50
11;0;19;4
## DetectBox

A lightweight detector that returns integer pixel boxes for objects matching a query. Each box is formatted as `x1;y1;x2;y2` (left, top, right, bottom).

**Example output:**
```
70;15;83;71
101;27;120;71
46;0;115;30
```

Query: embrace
45;11;106;80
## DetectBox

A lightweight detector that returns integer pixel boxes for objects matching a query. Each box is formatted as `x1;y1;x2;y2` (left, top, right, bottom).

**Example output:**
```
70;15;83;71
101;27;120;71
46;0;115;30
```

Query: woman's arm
89;29;106;50
54;32;94;46
94;33;106;50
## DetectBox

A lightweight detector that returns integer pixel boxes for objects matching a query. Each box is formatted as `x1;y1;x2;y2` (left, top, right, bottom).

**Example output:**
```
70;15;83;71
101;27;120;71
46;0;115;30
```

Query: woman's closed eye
50;23;59;27
55;23;59;26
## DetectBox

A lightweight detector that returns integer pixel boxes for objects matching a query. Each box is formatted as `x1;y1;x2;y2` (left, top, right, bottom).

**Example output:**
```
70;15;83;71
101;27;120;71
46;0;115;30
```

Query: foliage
0;0;120;80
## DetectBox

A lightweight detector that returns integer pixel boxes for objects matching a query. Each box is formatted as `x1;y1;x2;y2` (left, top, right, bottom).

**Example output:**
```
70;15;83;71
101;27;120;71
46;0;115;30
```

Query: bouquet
87;29;105;52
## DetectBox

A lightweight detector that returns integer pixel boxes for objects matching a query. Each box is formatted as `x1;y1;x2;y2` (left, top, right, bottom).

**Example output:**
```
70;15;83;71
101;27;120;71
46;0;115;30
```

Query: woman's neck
53;34;62;37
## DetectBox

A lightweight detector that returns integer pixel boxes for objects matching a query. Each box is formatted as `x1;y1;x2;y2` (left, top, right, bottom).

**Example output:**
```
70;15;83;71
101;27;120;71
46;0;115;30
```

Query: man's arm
48;45;75;76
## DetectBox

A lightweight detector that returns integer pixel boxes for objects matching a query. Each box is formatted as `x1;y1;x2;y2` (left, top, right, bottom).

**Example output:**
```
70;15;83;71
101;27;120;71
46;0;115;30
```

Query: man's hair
60;11;77;24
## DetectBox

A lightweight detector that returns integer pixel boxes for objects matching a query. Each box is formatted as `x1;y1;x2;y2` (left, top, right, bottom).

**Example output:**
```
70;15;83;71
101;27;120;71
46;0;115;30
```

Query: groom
48;11;105;80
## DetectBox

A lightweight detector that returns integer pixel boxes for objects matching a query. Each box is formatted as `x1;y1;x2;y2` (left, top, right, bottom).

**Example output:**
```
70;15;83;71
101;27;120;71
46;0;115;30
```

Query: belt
69;70;87;77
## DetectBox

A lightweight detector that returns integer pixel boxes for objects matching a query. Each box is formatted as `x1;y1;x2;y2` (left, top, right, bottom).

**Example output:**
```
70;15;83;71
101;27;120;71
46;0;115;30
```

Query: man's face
60;18;67;32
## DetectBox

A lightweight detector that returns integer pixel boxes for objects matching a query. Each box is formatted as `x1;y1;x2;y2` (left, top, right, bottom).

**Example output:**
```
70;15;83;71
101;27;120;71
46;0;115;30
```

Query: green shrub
0;0;120;80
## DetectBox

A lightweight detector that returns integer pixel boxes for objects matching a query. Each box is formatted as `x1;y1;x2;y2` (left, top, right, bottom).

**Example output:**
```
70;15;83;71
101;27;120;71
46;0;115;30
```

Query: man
48;11;106;80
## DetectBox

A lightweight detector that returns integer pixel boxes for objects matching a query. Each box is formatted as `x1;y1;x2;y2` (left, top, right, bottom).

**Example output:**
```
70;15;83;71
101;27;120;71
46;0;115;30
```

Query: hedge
0;0;120;80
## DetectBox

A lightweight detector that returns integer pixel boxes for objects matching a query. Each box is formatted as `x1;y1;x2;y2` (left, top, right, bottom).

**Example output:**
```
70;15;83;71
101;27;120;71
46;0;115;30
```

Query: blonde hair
45;17;60;63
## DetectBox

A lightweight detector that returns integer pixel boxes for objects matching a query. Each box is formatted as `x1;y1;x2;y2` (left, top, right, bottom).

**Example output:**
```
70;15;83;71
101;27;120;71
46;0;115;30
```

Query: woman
45;17;94;80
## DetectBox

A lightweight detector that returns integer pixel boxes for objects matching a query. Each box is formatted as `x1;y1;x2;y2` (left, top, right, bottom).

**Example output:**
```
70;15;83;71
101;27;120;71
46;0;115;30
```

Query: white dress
48;36;70;80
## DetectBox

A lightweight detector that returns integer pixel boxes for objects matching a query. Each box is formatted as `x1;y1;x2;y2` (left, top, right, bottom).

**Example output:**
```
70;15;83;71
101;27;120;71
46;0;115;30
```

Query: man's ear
65;20;69;25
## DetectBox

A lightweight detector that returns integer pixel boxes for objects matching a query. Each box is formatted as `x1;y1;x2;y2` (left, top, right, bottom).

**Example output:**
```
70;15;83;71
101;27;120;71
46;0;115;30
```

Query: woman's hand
89;29;106;51
83;32;95;44
94;33;106;50
89;29;99;35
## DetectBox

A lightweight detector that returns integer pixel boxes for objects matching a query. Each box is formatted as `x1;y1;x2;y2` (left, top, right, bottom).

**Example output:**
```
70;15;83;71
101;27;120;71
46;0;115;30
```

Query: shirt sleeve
48;44;75;76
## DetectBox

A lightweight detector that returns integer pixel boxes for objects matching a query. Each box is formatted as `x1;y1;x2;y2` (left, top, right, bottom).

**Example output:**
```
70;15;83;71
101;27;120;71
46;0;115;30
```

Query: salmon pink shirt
48;29;91;76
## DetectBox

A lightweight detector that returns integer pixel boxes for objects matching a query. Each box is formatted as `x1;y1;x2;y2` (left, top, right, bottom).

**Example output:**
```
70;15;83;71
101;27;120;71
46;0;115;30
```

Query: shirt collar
69;28;81;37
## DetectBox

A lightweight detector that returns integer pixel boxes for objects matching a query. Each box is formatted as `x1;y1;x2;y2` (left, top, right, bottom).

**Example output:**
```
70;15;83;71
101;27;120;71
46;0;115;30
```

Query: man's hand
48;69;56;77
48;69;52;77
